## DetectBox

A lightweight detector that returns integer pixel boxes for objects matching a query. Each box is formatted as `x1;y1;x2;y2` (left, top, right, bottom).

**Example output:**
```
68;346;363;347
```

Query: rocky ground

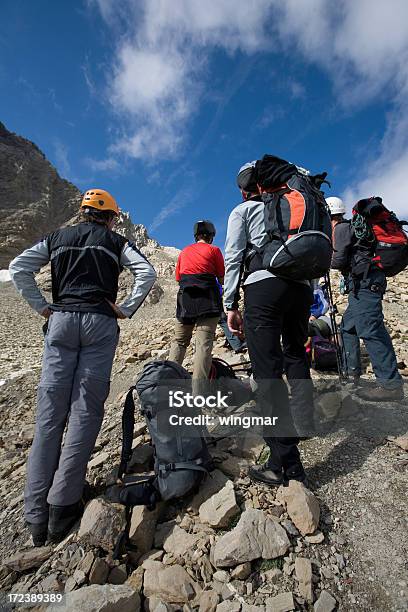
0;261;407;612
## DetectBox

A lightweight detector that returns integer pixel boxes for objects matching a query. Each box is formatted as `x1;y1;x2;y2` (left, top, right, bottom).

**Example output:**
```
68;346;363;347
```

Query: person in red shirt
169;221;225;392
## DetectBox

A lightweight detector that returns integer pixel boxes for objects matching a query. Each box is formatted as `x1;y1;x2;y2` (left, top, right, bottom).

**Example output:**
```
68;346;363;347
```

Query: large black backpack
120;361;213;501
252;155;333;280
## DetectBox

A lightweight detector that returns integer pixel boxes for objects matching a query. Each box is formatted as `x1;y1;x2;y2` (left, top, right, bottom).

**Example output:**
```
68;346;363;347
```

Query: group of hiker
9;154;407;546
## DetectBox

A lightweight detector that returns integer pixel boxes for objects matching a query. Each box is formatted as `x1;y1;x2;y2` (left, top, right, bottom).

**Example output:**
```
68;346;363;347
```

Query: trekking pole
324;273;348;382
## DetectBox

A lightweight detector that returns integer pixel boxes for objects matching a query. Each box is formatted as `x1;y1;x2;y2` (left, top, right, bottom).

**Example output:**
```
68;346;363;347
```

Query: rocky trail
0;260;407;612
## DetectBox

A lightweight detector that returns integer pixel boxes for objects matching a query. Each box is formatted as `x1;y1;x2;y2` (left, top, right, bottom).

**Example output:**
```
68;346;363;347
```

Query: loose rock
213;509;290;567
265;591;295;612
48;583;140;612
276;481;320;536
313;589;337;612
143;561;199;604
3;547;53;572
199;480;240;528
78;498;126;551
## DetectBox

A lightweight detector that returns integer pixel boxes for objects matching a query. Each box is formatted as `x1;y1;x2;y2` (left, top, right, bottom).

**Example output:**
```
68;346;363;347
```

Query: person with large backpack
331;196;406;401
223;155;332;486
169;221;224;394
9;190;156;546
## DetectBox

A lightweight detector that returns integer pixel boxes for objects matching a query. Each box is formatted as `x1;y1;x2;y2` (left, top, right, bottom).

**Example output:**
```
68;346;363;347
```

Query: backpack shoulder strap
118;386;136;480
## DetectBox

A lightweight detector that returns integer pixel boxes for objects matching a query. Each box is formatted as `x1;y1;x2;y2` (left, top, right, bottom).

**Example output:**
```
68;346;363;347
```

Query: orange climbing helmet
80;189;119;216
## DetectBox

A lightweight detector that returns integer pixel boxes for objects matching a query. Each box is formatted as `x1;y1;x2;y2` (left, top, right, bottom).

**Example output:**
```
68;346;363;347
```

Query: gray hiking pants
25;311;119;524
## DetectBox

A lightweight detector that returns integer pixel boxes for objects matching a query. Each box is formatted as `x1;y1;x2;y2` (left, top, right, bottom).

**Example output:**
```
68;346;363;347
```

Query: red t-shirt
175;242;225;281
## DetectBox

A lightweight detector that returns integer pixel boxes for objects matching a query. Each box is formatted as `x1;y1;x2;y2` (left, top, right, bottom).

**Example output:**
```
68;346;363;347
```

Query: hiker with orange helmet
9;189;156;546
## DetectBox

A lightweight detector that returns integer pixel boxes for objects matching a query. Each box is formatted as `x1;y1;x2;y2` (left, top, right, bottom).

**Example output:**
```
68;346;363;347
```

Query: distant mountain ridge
0;121;158;268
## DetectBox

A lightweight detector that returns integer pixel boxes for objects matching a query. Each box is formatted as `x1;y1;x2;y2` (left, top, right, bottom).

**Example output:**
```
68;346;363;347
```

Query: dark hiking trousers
341;274;402;389
25;312;119;524
244;277;314;471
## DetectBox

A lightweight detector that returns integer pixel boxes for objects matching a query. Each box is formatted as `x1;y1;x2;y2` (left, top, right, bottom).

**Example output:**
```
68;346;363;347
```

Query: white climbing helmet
326;196;346;216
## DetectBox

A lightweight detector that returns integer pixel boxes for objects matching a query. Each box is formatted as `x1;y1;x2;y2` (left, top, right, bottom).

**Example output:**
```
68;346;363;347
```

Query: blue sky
1;0;407;249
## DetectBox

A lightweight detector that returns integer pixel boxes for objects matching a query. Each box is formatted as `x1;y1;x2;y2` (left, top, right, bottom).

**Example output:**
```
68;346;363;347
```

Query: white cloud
343;152;408;218
93;0;275;159
54;140;71;177
85;157;120;172
91;0;408;222
149;185;195;232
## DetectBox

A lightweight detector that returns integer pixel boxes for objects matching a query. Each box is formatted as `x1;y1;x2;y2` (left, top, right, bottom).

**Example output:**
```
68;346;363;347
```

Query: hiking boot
285;464;307;484
26;521;48;547
47;502;83;543
248;464;283;486
357;385;404;402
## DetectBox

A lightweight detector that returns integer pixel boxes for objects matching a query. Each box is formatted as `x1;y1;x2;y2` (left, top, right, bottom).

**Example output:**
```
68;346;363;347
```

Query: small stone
162;525;201;558
108;564;128;585
265;591;295;611
77;550;95;576
213;570;230;583
64;576;77;593
198;589;219;612
261;568;282;584
143;561;198;603
231;562;251;580
3;547;53;572
88;451;109;469
387;434;408;451
89;557;110;585
295;557;313;603
37;573;63;593
320;566;333;580
313;590;337;612
48;584;140;612
216;601;241;612
190;470;230;511
129;505;160;553
213;509;289;567
276;481;320;536
280;519;299;537
137;549;164;565
199;480;240;528
78;498;126;551
72;569;87;586
126;567;144;592
305;532;325;544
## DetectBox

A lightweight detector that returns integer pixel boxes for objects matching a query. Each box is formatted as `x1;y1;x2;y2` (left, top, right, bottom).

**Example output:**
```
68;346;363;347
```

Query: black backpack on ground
123;361;214;501
249;155;333;280
209;357;253;408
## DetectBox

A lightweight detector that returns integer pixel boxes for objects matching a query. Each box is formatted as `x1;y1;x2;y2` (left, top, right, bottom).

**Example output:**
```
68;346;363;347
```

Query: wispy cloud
91;0;274;160
89;0;408;217
48;88;62;112
149;184;196;232
84;157;121;173
81;55;97;97
53;139;71;178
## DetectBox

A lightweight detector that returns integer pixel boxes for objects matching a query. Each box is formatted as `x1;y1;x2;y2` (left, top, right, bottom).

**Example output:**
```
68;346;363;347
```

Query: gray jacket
9;239;156;318
224;198;309;309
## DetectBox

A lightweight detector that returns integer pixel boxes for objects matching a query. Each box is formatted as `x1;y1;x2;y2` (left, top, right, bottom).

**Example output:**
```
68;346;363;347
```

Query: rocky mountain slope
0;124;407;611
0;272;407;611
0;121;160;268
0;122;80;268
